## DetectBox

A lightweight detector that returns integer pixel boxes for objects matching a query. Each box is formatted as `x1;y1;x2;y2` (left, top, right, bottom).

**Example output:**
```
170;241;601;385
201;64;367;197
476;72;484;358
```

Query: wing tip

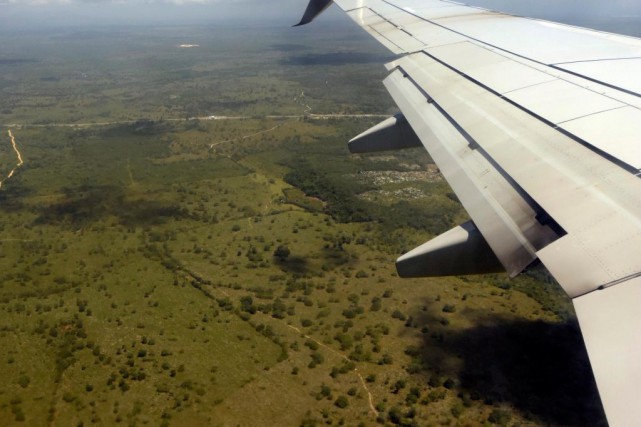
294;0;333;27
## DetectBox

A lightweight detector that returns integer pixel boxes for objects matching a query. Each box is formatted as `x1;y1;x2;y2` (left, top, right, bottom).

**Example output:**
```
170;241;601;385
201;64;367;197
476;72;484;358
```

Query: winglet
294;0;333;27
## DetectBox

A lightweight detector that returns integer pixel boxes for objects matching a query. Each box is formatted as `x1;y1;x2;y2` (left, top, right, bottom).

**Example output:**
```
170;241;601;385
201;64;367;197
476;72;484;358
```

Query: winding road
0;129;24;190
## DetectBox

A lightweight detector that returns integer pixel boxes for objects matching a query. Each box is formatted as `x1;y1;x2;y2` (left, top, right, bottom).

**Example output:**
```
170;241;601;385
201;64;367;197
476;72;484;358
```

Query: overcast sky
0;0;312;27
1;0;641;32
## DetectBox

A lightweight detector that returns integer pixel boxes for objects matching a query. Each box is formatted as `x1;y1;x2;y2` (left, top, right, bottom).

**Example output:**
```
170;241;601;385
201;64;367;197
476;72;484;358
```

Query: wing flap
384;67;557;275
390;51;641;297
573;276;641;427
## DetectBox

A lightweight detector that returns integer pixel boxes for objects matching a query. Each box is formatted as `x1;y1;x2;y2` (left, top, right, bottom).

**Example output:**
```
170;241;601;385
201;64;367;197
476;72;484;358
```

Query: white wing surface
298;1;641;425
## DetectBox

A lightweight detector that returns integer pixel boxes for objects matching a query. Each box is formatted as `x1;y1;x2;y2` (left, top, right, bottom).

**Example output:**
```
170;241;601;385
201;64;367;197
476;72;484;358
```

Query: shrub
488;409;512;425
442;304;456;313
334;395;349;409
17;376;30;388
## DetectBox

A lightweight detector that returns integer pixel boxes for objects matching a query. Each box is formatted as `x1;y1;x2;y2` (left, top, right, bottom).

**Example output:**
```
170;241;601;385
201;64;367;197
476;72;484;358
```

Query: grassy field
0;21;605;427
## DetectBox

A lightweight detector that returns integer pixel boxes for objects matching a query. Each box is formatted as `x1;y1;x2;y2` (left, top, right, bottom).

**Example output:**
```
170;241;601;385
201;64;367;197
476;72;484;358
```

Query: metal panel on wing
425;41;557;93
383;66;556;276
405;20;466;49
573;276;641;427
559;59;641;96
506;79;625;124
561;107;641;169
392;51;641;297
370;20;426;52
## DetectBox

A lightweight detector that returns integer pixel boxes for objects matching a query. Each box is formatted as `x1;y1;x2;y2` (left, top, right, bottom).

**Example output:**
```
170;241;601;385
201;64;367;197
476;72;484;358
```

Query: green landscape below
0;22;605;427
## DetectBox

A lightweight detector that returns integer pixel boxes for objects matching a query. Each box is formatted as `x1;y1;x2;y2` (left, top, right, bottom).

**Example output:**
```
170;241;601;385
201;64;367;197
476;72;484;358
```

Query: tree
273;245;290;261
388;406;402;424
272;298;287;319
334;333;353;351
334;395;349;408
240;296;256;314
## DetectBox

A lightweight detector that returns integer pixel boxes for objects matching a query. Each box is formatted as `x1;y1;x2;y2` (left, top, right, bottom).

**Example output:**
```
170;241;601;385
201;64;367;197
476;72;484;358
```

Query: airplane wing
297;1;641;425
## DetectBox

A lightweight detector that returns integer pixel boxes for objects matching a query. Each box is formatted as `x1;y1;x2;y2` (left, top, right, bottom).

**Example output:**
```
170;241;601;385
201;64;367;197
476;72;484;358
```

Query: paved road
1;113;389;129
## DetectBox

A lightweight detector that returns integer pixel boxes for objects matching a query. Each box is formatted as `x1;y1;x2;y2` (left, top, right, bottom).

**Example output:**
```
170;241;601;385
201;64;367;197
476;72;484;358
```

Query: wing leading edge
297;1;641;425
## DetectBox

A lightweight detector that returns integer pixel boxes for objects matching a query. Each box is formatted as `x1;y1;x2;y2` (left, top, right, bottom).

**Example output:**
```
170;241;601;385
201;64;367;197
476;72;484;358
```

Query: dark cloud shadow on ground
412;303;607;426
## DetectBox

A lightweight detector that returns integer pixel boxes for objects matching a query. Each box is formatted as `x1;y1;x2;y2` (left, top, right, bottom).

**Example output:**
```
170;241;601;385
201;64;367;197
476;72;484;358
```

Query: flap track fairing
348;114;423;153
396;220;504;278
